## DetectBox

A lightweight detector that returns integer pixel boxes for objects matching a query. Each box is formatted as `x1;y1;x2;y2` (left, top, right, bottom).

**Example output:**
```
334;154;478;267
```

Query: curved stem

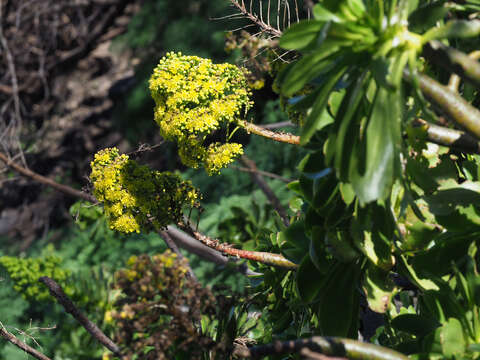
240;120;300;145
236;336;408;360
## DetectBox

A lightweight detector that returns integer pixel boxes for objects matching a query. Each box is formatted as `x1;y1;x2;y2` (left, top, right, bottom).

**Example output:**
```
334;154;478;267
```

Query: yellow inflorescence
149;52;252;174
90;148;200;233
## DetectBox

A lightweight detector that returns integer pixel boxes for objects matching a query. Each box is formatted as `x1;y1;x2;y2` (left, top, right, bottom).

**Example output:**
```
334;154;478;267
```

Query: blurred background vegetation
0;0;299;358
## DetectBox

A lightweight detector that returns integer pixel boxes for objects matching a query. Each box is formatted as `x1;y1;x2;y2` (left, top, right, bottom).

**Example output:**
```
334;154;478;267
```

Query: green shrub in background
4;1;480;359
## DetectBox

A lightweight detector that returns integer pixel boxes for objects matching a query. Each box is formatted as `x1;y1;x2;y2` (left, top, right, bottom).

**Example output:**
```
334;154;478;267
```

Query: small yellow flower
149;53;252;173
90;148;200;233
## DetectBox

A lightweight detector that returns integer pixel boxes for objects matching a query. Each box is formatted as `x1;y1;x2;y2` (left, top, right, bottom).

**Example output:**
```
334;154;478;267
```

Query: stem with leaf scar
234;336;409;360
240;120;300;145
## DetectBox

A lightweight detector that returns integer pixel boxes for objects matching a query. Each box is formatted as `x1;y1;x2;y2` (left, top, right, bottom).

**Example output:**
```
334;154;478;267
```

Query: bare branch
0;151;96;203
230;0;283;37
241;120;300;144
239;155;290;226
39;277;123;357
0;322;52;360
179;223;298;269
230;165;292;183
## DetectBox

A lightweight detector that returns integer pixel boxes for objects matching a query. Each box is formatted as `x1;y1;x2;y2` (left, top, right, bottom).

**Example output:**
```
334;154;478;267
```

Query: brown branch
230;0;283;38
0;323;52;360
0;151;96;202
235;336;409;360
241;120;300;145
179;224;298;269
165;226;261;276
38;277;123;357
239;155;290;226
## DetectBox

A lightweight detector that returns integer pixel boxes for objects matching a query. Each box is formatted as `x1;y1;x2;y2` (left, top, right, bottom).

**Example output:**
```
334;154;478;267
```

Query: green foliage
0;248;73;302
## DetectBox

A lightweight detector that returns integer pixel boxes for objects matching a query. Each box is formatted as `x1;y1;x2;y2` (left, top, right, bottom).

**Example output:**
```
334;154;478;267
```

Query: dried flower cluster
149;52;252;174
90;148;200;233
105;252;219;360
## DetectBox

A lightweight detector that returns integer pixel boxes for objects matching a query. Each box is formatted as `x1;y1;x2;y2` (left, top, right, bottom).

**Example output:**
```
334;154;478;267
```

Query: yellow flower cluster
90;148;200;233
149;52;252;174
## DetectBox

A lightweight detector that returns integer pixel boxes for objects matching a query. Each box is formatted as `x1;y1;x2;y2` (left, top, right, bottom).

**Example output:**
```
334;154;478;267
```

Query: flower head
149;52;252;173
90;148;200;233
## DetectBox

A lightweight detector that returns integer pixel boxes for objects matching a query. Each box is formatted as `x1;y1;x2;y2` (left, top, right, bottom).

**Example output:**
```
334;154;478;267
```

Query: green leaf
391;314;439;338
313;4;344;22
317;261;361;336
310;226;330;273
441;318;466;358
350;86;401;203
333;70;371;180
279;20;325;50
363;264;396;313
281;45;341;96
296;255;324;303
398;254;439;291
300;64;348;145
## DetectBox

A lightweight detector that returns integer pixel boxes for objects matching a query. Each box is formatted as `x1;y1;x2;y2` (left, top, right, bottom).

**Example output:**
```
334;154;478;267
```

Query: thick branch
38;277;122;357
404;70;480;139
0;324;52;360
241;120;300;145
236;336;408;360
239;155;290;226
183;226;298;269
424;41;480;88
413;118;480;154
0;151;96;203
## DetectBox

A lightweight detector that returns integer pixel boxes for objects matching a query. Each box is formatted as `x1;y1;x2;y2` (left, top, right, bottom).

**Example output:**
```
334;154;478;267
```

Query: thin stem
0;323;52;360
0;151;96;203
239;155;290;226
413;118;480;154
230;165;292;183
39;277;123;357
240;120;300;145
236;336;409;360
